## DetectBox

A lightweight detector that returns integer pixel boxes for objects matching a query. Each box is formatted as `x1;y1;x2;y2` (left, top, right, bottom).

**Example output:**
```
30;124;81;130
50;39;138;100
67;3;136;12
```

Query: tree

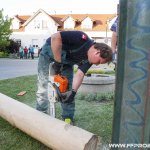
0;9;12;52
6;39;20;53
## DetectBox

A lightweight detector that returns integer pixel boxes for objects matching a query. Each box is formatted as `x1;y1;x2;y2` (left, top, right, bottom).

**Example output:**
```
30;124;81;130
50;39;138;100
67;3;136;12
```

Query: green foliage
84;93;97;102
75;100;113;144
96;92;114;102
0;9;12;52
76;92;85;100
86;69;115;75
76;92;114;102
6;39;20;53
0;51;9;58
74;67;115;75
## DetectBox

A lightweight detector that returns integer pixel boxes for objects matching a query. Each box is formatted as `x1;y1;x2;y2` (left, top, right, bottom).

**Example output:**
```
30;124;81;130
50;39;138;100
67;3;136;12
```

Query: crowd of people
19;45;35;59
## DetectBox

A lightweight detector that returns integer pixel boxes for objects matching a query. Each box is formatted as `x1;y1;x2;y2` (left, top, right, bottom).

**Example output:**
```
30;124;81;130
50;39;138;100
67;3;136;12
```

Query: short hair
93;42;113;63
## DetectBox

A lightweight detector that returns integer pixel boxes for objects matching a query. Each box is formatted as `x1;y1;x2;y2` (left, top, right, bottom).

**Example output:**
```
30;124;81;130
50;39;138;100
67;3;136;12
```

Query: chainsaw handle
52;83;62;100
52;83;69;102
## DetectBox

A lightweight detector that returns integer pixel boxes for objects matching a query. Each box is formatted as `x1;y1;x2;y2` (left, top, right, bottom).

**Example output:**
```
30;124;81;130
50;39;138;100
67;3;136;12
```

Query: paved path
0;58;38;80
0;58;114;80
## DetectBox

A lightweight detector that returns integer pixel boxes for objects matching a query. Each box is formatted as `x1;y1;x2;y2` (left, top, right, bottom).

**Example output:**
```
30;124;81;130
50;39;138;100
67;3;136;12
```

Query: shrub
6;39;20;53
76;92;114;102
0;51;9;58
74;67;115;75
86;69;115;75
76;92;85;100
96;92;114;102
84;93;97;102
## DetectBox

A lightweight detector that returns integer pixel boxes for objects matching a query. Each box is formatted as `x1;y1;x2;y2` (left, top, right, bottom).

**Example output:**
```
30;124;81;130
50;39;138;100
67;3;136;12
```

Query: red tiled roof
51;14;116;31
13;13;116;32
15;15;30;24
13;26;25;32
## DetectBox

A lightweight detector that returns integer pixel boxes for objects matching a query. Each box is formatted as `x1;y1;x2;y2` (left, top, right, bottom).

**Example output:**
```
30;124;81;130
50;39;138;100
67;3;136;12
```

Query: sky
1;0;119;17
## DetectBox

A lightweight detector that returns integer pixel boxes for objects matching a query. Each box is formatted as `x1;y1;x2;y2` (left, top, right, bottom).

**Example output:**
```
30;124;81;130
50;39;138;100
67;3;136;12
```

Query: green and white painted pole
112;0;150;149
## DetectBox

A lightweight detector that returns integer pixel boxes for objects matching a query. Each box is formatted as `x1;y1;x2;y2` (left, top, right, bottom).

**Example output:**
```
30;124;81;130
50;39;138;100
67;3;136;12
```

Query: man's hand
112;52;117;71
112;52;117;63
52;62;63;74
61;90;76;103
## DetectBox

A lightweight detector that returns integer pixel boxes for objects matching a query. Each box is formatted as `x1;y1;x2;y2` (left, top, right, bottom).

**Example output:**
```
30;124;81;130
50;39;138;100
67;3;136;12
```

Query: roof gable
51;14;116;31
80;15;93;22
12;10;116;32
13;15;30;24
22;9;59;27
61;15;76;22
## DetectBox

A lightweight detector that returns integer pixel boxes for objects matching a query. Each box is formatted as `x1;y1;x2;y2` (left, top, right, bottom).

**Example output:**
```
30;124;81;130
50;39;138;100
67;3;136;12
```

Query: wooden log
0;93;99;150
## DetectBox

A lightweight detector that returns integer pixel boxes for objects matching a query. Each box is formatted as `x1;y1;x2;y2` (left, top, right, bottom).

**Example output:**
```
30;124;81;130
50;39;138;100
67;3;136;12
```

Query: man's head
88;42;112;65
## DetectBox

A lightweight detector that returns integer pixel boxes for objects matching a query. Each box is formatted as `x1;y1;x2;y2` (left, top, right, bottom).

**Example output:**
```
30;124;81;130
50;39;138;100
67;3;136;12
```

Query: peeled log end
84;135;100;150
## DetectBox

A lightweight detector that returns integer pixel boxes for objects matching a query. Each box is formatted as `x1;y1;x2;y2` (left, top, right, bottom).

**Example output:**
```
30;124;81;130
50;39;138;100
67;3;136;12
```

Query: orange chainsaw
48;69;68;117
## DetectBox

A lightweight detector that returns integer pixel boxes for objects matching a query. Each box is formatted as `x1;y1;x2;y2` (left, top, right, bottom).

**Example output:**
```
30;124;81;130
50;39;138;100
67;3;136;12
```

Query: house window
82;24;92;29
81;18;93;29
42;20;48;29
32;39;39;48
64;23;73;29
15;39;21;46
33;45;38;48
34;20;40;29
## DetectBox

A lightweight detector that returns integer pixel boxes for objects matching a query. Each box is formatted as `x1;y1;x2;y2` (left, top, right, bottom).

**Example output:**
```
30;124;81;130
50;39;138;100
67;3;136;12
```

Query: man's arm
111;31;117;53
72;69;85;92
72;62;92;91
51;32;62;63
60;69;85;103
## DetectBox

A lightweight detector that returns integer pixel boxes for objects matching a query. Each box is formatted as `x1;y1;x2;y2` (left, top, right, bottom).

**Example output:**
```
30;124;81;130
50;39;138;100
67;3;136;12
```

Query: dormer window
81;17;93;29
82;24;92;29
63;16;75;29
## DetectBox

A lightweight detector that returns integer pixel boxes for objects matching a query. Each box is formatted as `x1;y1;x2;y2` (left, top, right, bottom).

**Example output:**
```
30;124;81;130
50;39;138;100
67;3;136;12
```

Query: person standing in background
38;47;42;57
30;46;34;59
19;46;24;59
110;17;118;54
28;45;32;58
110;4;119;68
24;46;28;59
28;45;34;59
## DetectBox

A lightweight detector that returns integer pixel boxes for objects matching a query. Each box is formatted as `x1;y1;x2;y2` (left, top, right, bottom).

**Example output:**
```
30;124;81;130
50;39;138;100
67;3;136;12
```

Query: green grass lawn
0;75;114;150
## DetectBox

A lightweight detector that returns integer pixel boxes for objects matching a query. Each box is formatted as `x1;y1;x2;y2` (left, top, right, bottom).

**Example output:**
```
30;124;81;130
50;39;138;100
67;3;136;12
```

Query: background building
10;9;116;54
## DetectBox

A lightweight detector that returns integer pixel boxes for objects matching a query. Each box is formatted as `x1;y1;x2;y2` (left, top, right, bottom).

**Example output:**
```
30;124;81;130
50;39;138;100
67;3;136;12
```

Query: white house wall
86;31;112;38
11;12;58;53
25;12;57;34
85;31;112;46
64;17;75;29
10;32;50;49
11;18;20;29
81;17;93;29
